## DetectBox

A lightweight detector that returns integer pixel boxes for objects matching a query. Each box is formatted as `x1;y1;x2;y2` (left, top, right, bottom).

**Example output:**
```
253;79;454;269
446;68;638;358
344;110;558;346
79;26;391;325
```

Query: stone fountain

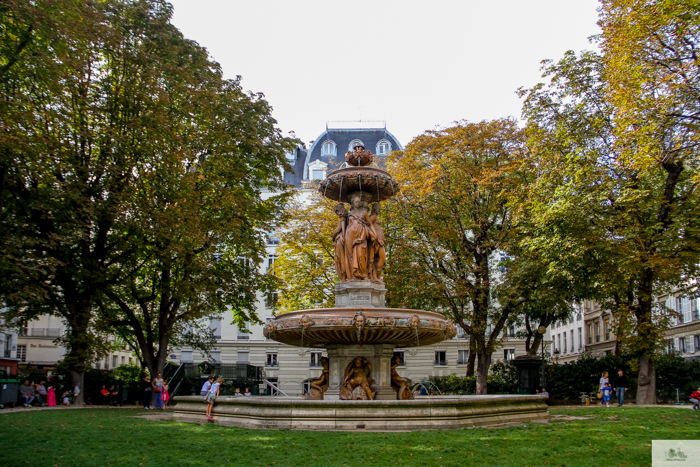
172;146;549;430
263;145;457;401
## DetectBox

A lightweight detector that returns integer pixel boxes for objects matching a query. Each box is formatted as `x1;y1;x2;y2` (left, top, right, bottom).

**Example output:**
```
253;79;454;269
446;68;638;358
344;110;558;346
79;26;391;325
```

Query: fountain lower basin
172;394;550;431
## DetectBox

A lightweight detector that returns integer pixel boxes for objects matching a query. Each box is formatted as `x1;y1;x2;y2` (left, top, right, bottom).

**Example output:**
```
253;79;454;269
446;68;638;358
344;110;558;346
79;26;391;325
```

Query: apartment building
550;303;587;363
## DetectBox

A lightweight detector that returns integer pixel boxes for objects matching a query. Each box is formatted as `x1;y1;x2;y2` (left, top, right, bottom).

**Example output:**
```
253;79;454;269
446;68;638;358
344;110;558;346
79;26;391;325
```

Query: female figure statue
368;203;386;282
332;203;351;281
344;193;375;280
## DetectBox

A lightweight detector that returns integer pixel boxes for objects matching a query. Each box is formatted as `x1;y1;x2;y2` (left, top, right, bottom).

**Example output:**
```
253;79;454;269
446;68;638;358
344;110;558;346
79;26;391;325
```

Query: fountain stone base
325;344;396;400
334;280;386;308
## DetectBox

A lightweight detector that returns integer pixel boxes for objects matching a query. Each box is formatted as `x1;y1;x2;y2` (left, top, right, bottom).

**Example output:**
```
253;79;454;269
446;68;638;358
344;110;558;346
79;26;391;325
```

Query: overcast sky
168;0;601;146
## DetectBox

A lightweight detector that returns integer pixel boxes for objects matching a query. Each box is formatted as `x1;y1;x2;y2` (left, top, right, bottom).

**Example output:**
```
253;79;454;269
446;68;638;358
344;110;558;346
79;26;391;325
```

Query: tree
274;192;341;312
384;119;532;394
518;47;700;404
99;70;293;380
0;0;293;400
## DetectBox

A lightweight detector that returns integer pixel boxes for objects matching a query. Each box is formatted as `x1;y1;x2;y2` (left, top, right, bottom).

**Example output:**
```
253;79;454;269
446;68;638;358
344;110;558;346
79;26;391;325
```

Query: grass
0;406;697;467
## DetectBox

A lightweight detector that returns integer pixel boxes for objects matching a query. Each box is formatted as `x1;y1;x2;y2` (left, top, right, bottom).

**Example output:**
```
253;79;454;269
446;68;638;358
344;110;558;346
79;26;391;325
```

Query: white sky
168;0;601;146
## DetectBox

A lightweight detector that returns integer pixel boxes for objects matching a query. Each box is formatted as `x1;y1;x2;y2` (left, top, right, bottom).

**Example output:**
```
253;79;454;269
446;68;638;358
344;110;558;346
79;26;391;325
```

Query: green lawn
0;406;696;466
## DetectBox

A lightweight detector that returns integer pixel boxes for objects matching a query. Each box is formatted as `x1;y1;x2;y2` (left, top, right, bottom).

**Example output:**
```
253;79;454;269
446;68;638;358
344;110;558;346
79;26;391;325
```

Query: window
267;255;277;273
312;169;325;180
265;291;278;309
587;324;593;344
112;355;118;368
180;349;193;363
348;139;364;151
457;349;469;364
692;299;699;321
563;332;567;353
237;350;250;363
104;358;109;370
504;326;515;338
393;351;406;367
503;348;515;361
17;344;27;363
3;333;11;358
666;339;675;354
121;356;125;365
682;298;692;324
376;140;391;155
129;357;133;364
237;323;250;340
695;335;700;352
96;362;101;369
321;141;336;156
594;322;600;342
578;327;583;349
571;330;575;352
266;352;278;367
557;334;561;352
210;317;222;339
434;350;447;366
679;337;687;353
210;350;221;363
310;351;322;368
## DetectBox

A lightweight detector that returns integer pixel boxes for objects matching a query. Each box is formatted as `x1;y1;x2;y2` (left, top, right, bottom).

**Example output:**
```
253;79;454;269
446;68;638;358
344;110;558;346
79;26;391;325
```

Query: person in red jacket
690;388;700;411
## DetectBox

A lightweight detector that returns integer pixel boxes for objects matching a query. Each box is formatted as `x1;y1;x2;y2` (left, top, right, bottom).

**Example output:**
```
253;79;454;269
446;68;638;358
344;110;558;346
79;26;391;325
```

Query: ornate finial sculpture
345;145;373;167
391;355;412;400
305;357;329;400
340;356;374;400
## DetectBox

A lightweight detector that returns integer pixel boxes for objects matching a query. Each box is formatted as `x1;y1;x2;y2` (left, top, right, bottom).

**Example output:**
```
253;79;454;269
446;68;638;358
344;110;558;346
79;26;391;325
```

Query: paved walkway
0;404;171;415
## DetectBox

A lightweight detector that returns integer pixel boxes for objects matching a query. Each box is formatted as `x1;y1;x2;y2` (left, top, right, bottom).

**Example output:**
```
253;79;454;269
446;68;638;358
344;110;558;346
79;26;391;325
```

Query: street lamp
538;326;547;388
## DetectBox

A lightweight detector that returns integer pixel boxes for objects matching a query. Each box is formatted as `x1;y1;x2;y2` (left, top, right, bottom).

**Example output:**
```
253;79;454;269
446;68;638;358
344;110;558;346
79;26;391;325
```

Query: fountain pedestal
326;344;396;400
333;280;387;308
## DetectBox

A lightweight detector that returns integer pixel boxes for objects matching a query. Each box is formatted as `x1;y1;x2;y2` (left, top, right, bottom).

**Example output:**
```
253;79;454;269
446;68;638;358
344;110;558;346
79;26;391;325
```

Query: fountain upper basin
263;307;457;348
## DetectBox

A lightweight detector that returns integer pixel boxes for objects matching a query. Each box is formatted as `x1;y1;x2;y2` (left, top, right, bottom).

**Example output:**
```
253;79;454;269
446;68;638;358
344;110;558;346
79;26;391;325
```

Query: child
690;387;700;410
603;382;613;407
205;377;222;421
162;380;170;409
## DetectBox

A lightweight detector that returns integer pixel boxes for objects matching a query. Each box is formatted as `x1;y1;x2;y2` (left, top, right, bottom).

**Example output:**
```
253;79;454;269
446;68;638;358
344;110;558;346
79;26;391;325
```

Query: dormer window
348;139;364;152
321;140;336;156
376;140;391;155
308;159;329;181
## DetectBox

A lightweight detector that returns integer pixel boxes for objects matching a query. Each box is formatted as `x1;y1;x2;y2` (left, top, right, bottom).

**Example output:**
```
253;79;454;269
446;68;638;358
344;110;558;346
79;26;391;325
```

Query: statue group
332;193;386;283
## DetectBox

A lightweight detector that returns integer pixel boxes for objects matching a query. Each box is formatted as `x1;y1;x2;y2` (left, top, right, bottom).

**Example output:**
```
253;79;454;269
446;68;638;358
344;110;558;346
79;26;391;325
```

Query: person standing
141;374;152;409
599;372;609;406
690;388;700;410
614;369;629;407
47;385;56;407
603;383;613;407
152;373;164;409
162;380;170;409
205;377;222;421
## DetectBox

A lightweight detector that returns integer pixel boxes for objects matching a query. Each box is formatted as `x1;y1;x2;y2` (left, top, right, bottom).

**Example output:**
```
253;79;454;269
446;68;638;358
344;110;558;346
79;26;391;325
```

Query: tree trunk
476;352;490;395
70;370;84;405
636;353;656;405
528;331;543;357
466;351;476;377
65;305;93;405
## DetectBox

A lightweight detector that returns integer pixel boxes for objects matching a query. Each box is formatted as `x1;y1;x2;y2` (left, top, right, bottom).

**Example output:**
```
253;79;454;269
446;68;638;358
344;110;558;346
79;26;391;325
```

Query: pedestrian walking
205;377;223;421
603;383;613;407
614;369;629;407
598;372;609;406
